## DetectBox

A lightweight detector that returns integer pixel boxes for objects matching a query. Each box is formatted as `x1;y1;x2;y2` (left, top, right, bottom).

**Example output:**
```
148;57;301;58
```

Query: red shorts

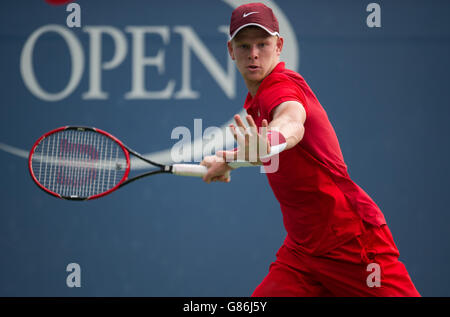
252;222;420;297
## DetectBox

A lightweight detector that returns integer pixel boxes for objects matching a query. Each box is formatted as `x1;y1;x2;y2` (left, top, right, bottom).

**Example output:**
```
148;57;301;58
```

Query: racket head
28;126;130;200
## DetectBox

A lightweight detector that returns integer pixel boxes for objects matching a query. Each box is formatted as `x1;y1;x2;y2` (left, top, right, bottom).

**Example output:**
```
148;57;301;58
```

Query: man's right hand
200;155;232;184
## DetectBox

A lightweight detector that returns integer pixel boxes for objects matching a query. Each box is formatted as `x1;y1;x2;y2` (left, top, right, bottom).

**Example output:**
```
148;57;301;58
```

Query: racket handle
172;164;207;177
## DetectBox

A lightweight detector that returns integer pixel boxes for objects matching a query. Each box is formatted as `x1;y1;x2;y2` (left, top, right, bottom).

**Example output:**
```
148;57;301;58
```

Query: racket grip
172;164;207;177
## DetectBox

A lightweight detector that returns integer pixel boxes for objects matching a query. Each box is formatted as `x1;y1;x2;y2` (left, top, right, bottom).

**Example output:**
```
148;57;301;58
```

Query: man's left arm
267;100;306;150
199;100;306;182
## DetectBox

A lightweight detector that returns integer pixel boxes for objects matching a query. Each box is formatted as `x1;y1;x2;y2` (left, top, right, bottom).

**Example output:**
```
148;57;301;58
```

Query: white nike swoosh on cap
243;12;258;17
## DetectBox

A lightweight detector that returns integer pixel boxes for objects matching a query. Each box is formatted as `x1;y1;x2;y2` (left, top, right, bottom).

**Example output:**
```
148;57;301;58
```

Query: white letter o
20;24;84;102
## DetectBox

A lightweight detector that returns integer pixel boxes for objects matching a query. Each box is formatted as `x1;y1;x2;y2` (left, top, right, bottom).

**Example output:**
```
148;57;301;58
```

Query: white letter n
173;26;235;99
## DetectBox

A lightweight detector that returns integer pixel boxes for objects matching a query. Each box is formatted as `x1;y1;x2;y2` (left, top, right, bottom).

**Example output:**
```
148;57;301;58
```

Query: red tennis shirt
244;62;386;255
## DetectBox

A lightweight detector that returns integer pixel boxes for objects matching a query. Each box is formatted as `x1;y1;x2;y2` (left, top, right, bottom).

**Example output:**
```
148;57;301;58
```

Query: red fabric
244;62;386;256
45;0;72;5
252;222;420;297
244;62;418;296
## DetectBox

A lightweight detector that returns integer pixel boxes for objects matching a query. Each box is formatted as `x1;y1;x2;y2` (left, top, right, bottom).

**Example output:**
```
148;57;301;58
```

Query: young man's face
228;26;283;89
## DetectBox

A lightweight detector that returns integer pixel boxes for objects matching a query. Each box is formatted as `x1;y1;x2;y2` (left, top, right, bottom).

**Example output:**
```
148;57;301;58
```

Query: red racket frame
28;126;131;200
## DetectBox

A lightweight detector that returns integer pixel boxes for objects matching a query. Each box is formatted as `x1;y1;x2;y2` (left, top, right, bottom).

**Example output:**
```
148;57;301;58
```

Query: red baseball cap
229;2;280;40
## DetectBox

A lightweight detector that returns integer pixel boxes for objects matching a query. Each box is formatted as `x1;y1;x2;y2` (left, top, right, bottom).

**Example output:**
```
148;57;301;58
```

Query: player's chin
243;72;264;83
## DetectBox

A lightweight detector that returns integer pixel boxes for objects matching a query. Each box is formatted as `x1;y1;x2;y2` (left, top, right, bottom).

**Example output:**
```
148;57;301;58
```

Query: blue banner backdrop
1;0;449;296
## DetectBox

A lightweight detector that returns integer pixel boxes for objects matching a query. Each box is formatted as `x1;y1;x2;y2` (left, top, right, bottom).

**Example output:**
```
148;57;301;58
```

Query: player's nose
248;45;259;60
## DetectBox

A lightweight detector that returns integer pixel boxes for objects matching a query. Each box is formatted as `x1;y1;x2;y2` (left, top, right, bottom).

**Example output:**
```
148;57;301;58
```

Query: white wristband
260;142;287;161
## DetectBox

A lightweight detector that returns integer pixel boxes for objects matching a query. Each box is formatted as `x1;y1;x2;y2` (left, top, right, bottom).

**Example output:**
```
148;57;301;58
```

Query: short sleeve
258;75;308;121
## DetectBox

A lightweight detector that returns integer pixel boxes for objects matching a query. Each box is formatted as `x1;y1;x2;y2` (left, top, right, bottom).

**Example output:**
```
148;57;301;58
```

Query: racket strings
31;129;127;198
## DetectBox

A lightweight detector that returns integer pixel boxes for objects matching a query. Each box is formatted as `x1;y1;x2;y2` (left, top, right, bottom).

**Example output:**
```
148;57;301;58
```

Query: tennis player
201;2;420;296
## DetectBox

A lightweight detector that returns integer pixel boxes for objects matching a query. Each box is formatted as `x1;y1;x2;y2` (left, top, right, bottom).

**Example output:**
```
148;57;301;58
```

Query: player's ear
275;36;284;56
227;40;236;60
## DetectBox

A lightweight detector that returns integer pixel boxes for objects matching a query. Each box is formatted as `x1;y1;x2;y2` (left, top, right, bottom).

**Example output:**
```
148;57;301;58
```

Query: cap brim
229;23;280;40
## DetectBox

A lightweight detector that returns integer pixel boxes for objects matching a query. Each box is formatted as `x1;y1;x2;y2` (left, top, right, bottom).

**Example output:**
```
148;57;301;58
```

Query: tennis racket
28;126;208;200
